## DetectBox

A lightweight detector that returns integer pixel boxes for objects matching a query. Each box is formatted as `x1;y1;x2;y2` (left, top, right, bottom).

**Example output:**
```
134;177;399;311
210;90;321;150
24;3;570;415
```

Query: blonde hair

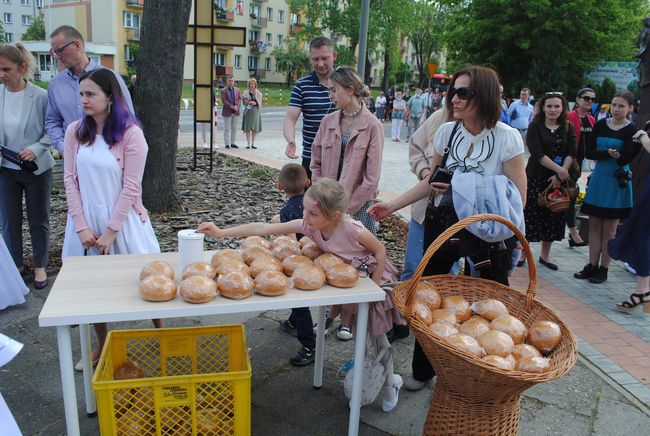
305;178;350;220
247;78;258;89
330;66;371;101
0;43;37;81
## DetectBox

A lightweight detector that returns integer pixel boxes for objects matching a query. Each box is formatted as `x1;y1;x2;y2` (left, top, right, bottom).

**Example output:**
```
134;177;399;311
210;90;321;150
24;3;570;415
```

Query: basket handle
405;213;537;311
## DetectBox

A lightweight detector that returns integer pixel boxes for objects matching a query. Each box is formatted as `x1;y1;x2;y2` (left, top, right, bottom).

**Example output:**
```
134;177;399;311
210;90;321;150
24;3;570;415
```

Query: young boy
275;164;316;366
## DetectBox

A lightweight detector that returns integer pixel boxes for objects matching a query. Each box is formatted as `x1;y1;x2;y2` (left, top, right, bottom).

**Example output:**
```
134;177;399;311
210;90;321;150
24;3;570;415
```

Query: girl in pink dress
197;178;404;412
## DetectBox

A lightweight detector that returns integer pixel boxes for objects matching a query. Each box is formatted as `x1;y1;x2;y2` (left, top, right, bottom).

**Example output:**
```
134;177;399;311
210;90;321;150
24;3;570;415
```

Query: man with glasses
507;87;534;146
45;25;133;155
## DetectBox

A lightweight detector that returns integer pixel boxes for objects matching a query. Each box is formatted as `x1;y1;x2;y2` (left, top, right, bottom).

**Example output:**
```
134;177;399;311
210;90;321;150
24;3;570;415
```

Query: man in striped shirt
283;36;337;179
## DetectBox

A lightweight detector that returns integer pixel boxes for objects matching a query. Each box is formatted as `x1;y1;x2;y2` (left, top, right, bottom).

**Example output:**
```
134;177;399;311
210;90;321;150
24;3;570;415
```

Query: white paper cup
178;229;205;273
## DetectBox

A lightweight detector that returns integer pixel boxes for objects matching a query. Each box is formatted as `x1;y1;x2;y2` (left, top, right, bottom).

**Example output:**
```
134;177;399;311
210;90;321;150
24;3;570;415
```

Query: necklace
342;104;362;118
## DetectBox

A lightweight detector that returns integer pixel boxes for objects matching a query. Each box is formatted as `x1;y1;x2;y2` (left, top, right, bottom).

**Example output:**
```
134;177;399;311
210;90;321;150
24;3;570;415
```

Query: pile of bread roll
137;235;361;304
414;281;562;373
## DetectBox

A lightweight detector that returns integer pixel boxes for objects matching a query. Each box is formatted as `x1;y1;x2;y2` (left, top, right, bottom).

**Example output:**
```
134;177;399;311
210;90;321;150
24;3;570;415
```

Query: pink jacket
310;106;384;214
64;122;150;233
220;86;241;117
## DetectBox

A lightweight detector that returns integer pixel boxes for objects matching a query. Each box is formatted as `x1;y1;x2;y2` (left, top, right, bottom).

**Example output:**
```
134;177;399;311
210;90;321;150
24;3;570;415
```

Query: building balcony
248;68;265;78
126;27;140;41
215;66;233;76
251;0;268;3
290;24;303;34
126;0;144;7
215;8;234;22
215;44;234;51
249;40;268;54
251;17;268;28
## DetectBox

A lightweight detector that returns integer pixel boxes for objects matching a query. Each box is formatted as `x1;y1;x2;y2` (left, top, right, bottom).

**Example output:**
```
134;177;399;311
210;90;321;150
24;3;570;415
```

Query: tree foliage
271;38;310;86
22;16;45;41
443;0;647;96
407;1;447;87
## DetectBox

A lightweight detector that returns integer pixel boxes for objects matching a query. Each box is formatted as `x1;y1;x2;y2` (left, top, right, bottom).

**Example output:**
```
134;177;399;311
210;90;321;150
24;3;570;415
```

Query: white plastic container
178;229;205;273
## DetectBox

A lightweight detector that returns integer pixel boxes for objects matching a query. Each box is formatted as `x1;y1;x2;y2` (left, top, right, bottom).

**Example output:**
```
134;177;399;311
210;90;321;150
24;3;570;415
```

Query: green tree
334;44;355;67
271;38;310;86
407;1;447;88
22;16;45;41
600;77;617;103
394;61;413;88
443;0;647;95
126;43;140;77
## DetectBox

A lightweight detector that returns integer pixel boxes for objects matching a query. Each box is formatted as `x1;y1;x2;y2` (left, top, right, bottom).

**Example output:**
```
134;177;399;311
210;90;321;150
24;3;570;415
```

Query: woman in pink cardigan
61;68;161;371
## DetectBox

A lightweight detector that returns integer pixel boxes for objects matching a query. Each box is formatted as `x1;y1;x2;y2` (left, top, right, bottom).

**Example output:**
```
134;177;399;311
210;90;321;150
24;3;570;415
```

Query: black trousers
301;157;312;181
0;167;52;268
411;250;511;382
289;307;315;350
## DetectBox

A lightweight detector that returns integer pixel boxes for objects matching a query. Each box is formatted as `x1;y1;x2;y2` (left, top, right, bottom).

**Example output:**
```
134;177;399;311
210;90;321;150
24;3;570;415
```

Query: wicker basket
536;185;571;213
392;214;577;436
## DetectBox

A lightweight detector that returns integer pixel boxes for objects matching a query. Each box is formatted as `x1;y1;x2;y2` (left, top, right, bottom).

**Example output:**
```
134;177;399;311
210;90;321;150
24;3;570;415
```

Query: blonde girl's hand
96;229;117;255
367;202;394;220
77;229;97;250
196;222;221;238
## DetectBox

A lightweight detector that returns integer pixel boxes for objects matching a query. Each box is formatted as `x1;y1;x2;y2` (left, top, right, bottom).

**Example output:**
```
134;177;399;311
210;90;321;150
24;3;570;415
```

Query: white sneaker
336;325;353;341
200;142;209;149
213;144;220;149
382;374;403;412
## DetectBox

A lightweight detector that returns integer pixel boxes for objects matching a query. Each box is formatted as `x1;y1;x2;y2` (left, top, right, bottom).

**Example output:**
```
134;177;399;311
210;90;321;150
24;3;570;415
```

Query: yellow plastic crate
92;325;251;436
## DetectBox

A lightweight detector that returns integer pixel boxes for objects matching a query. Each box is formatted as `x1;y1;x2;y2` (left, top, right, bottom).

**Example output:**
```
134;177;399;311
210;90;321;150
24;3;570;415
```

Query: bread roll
301;243;323;260
414;302;433;324
249;256;283;277
326;263;359;288
458;316;491;338
272;243;303;261
210;249;244;268
515;355;551;373
442;295;472;322
314;252;344;271
271;235;300;250
431;308;458;327
181;262;216;280
446;333;486;358
527;321;561;354
428;320;458;338
116;408;153;435
490;314;528;344
415;281;441;310
292;265;326;290
160;406;186;431
215;259;251;277
299;236;314;247
504;354;517;368
255;270;290;296
482;355;516;370
139;274;177;302
180;275;217;304
511;344;543;361
197;409;229;435
217;271;254;300
140;260;175;281
131;387;154;411
477;330;515;357
282;255;313;276
472;298;509;320
242;245;273;265
114;360;144;380
240;235;271;250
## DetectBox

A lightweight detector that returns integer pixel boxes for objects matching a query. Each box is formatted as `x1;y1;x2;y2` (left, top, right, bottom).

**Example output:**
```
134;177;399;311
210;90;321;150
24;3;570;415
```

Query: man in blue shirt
507;87;533;146
46;25;133;155
283;36;337;179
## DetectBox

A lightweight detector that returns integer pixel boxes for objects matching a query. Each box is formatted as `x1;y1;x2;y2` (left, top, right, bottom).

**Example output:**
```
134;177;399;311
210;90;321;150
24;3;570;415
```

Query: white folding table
38;251;386;436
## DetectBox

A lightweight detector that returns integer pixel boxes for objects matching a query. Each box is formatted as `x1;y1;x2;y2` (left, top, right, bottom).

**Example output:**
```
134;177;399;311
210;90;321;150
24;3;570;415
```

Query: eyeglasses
451;86;475;100
545;91;563;97
50;40;76;57
580;95;596;103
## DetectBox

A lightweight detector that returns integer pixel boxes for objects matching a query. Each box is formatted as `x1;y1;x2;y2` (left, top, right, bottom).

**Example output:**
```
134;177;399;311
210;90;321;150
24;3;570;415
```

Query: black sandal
616;291;650;313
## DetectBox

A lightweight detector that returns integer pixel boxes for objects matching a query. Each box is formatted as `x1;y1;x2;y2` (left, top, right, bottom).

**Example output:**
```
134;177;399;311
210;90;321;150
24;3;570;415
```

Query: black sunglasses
580;95;596;103
451;86;475;100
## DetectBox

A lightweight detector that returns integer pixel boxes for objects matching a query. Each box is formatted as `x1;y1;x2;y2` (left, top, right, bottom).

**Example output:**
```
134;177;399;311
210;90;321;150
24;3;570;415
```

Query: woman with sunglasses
521;93;577;270
565;88;596;247
369;65;526;391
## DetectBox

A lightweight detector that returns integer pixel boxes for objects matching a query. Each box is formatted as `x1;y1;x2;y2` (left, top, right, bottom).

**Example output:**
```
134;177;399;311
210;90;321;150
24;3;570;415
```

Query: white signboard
585;62;638;91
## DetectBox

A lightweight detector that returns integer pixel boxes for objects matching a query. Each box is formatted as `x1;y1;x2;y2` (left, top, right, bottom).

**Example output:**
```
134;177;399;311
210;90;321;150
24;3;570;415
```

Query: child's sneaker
279;320;297;337
382;374;403;412
312;317;334;335
336;325;353;341
289;346;315;366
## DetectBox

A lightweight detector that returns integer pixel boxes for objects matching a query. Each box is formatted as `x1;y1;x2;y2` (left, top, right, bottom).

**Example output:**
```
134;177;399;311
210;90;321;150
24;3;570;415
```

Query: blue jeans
401;219;425;280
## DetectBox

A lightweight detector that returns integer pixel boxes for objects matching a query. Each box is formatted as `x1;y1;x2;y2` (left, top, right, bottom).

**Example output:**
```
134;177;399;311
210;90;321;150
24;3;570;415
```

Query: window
21;15;32;25
234;55;241;69
248;30;259;42
4;33;12;42
290;13;300;25
20;0;28;5
264;58;270;71
36;0;42;6
215;0;226;8
89;55;101;66
277;34;283;47
249;4;260;18
124;45;134;61
123;11;140;28
3;0;12;4
265;33;271;43
278;10;284;23
247;56;258;70
3;13;12;24
213;52;225;66
38;53;51;71
266;7;272;21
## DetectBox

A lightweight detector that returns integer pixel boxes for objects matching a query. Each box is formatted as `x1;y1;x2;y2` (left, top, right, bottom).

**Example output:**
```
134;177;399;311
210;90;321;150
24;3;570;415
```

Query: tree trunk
136;0;191;213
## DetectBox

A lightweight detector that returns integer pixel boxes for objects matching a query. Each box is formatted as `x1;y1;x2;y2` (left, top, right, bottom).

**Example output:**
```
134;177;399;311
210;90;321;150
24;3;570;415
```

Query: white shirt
376;96;386;107
2;88;26;170
507;100;534;130
433;121;524;176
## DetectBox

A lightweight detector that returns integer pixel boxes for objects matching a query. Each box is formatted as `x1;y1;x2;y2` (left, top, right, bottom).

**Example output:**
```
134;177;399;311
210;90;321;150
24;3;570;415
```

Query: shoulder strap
440;121;461;168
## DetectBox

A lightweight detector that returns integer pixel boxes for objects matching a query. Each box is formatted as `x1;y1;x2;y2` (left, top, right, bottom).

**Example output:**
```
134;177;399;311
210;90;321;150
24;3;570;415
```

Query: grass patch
249;167;275;180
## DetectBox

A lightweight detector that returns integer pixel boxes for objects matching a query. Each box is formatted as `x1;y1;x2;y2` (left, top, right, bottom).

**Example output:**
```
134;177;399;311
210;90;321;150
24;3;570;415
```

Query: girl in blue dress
574;91;640;284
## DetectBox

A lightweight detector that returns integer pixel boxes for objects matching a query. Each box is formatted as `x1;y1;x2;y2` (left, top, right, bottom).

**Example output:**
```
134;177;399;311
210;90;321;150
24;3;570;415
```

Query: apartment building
0;0;43;43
